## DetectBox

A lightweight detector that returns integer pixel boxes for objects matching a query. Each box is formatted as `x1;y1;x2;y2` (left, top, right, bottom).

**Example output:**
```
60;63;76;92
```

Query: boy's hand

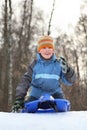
12;98;24;112
59;56;69;74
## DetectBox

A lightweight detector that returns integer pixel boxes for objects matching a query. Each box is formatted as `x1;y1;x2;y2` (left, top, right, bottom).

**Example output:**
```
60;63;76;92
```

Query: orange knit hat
37;36;55;52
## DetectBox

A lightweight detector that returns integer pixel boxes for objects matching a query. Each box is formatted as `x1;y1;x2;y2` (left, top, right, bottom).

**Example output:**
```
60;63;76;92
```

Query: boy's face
39;47;54;60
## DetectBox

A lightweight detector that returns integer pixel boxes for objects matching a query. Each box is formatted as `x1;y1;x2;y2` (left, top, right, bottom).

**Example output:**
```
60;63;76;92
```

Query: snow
0;111;87;130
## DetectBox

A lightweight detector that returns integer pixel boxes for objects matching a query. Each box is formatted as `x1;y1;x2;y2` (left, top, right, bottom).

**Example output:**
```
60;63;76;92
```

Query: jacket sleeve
61;67;76;86
15;60;36;99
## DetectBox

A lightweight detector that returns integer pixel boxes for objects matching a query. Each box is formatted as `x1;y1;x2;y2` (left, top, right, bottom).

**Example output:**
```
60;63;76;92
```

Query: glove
59;56;69;74
12;98;24;112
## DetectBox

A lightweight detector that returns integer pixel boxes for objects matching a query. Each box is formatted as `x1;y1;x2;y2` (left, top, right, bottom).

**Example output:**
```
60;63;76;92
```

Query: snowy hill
0;111;87;130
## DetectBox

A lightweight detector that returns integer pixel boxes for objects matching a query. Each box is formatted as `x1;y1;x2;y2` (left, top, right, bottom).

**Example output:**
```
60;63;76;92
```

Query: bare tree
27;0;33;41
0;0;13;111
8;0;13;110
1;0;9;111
18;0;27;59
47;0;55;35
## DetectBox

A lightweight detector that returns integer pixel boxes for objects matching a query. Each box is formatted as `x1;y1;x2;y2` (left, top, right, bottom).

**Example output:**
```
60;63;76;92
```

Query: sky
0;111;87;130
0;0;83;36
8;0;83;36
34;0;83;35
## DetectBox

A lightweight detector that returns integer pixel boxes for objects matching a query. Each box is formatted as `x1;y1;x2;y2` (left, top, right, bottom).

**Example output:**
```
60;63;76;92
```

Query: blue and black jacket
16;53;76;99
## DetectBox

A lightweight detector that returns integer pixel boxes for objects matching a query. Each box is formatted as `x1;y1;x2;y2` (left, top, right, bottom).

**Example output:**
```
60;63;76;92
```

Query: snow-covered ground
0;111;87;130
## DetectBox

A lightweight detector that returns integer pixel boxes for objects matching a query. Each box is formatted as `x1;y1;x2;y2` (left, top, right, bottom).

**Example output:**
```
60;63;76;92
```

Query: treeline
0;0;87;111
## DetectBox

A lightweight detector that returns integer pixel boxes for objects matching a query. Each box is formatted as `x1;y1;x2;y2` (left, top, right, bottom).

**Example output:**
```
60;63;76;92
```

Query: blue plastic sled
22;94;70;113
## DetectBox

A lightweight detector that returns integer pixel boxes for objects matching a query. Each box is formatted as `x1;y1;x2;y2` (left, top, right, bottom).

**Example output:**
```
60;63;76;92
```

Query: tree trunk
8;0;13;111
47;0;55;35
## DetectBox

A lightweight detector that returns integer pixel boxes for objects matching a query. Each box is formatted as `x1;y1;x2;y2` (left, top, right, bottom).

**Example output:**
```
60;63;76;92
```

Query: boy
13;36;76;111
